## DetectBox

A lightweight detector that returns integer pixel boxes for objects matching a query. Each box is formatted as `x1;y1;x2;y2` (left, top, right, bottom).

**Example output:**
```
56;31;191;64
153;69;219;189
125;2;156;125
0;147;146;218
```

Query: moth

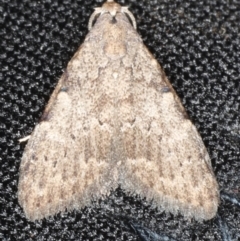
18;0;219;221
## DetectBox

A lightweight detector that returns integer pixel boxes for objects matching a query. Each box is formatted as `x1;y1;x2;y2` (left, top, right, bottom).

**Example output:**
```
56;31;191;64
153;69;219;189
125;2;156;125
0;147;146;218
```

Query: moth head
88;0;136;30
102;0;122;17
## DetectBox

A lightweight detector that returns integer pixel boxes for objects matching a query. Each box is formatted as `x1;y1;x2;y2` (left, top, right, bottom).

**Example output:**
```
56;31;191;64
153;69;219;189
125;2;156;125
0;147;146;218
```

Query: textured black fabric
1;0;240;240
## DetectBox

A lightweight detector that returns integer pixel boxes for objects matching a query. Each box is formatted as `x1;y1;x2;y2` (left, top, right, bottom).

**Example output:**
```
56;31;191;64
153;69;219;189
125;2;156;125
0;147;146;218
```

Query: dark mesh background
1;0;240;240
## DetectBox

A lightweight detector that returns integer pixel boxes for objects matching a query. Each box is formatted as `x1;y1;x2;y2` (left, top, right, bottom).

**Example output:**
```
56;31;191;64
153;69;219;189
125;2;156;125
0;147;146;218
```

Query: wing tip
120;180;220;221
152;192;219;221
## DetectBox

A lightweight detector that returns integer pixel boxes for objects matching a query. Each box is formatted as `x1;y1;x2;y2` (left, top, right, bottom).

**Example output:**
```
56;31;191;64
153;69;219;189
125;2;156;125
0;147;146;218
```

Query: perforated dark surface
1;0;240;240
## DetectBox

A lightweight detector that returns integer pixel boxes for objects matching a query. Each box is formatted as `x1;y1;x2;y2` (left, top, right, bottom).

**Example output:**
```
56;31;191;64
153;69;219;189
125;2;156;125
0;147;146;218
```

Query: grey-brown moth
18;0;219;221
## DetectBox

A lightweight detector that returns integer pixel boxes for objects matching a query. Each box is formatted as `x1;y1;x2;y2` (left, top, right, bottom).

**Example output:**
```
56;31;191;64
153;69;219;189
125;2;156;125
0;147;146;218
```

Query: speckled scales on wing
18;0;219;221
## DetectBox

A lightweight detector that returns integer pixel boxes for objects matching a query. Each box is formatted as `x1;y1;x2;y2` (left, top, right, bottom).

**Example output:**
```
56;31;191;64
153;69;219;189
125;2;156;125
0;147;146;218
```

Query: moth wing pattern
119;53;220;220
18;0;219;221
115;25;219;220
113;25;219;220
18;29;120;220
